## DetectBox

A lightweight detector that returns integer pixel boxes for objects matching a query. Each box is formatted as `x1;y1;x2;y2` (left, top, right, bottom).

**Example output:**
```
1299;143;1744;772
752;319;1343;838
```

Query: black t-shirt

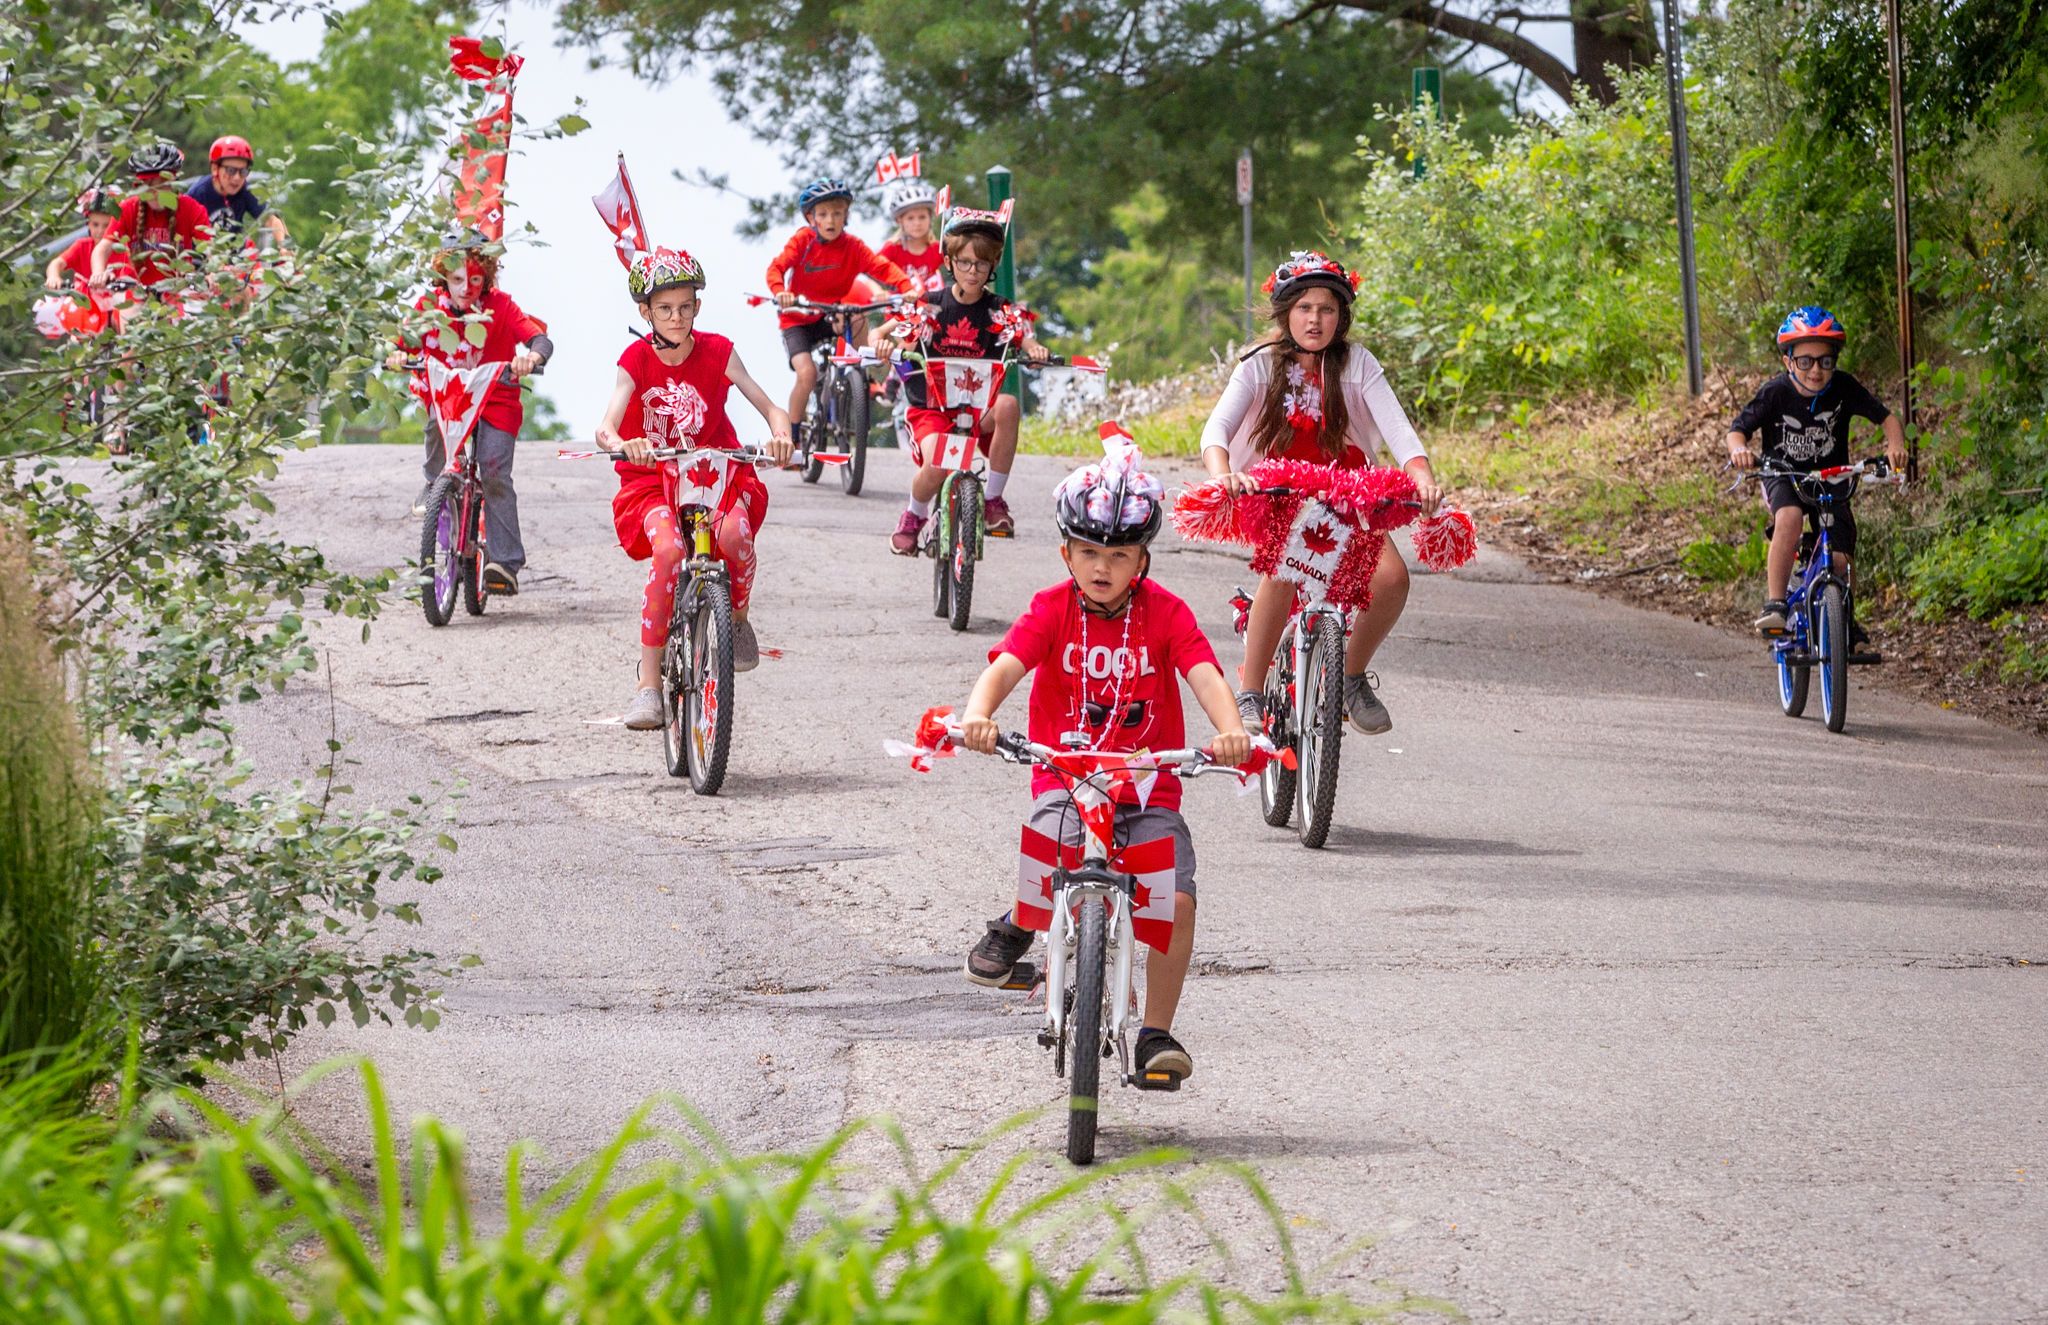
185;177;267;230
1730;371;1890;470
904;287;1012;410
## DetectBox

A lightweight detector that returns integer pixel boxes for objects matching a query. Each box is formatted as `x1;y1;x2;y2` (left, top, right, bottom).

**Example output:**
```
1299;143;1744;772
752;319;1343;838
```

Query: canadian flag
591;154;650;269
667;451;734;514
925;358;1005;470
425;359;503;465
1015;825;1177;954
447;37;521;241
874;149;921;183
1274;501;1357;606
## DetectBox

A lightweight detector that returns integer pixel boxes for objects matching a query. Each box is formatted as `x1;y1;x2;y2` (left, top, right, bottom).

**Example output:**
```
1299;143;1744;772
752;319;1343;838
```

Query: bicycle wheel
418;475;459;627
1817;581;1850;733
685;575;737;794
1067;896;1106;1166
948;475;981;632
838;368;870;496
801;383;826;484
1295;616;1345;849
1259;624;1298;828
660;588;690;780
460;490;488;616
931;479;953;620
1776;636;1810;718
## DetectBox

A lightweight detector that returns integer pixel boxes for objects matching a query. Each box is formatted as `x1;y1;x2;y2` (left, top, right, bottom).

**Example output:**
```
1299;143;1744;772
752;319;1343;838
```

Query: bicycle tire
948;475;981;632
931;478;953;619
1067;897;1106;1166
839;368;870;496
1776;638;1810;718
1296;617;1345;849
1259;624;1297;828
685;575;737;795
460;490;487;616
1817;581;1849;733
660;590;690;779
418;475;459;627
801;385;826;484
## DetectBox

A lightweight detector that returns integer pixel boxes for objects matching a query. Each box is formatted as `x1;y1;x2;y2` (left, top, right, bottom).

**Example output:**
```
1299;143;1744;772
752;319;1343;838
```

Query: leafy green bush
1905;505;2048;618
0;1058;1447;1322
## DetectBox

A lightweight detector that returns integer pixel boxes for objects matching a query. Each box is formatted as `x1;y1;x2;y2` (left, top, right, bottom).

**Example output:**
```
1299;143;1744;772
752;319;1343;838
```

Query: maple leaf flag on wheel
425;359;503;467
1016;825;1177;954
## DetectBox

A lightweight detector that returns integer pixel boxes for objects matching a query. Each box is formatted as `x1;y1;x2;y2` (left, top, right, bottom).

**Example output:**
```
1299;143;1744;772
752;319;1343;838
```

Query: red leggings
640;506;755;646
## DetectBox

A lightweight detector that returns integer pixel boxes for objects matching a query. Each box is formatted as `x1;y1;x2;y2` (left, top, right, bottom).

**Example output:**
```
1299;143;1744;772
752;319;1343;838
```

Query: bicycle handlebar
965;724;1272;777
1732;455;1903;491
750;293;906;316
571;445;777;466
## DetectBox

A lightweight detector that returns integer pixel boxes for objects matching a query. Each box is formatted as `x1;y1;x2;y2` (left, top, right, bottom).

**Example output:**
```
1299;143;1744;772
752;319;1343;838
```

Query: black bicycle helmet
1265;249;1360;306
126;142;186;178
1053;444;1164;548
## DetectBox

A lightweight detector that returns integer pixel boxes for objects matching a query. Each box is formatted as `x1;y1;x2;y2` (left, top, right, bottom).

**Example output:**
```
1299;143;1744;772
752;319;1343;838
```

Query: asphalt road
246;442;2048;1322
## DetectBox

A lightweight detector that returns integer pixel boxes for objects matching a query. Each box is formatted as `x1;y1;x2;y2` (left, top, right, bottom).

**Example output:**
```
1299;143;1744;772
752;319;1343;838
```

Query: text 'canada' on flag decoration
447;36;522;241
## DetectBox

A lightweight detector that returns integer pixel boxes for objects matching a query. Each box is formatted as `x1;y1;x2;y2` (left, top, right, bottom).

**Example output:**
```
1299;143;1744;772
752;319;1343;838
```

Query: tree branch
1325;0;1581;103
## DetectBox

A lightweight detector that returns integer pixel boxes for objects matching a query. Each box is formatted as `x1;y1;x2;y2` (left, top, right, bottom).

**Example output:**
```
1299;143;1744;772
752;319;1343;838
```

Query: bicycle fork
1038;876;1137;1080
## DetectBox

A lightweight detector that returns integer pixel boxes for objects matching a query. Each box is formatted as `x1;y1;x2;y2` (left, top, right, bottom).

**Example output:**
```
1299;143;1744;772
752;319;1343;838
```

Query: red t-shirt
879;240;944;293
993;580;1222;811
411;287;546;432
764;228;913;328
613;332;741;471
57;236;98;285
108;195;212;285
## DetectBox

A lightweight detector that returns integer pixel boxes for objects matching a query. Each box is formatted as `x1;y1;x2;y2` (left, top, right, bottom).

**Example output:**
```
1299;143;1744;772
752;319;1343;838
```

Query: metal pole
1661;0;1704;396
986;165;1022;411
1885;0;1917;482
1411;66;1441;179
1238;149;1254;344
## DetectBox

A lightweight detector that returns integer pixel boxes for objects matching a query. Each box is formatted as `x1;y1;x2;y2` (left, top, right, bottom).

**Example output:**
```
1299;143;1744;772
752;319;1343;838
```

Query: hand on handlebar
510;347;542;378
1727;443;1759;470
1209;728;1252;766
1023;340;1051;366
1214;471;1261;496
765;424;794;466
776;291;799;310
1411;474;1444;516
960;714;1001;755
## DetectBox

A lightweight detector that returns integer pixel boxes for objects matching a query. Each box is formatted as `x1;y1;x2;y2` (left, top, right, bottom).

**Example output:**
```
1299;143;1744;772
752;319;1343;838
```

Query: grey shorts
1027;791;1197;902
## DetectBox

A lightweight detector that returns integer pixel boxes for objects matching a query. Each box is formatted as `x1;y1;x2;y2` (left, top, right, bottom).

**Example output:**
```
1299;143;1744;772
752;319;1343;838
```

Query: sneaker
1848;622;1882;665
1343;671;1391;735
1135;1029;1194;1082
732;617;760;673
964;916;1035;987
411;483;433;516
984;495;1015;538
1754;599;1790;634
890;509;926;556
622;686;663;731
482;562;518;596
1235;689;1264;733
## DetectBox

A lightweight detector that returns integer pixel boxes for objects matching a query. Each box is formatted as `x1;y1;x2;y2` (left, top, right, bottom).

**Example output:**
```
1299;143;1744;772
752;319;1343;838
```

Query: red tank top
614;332;739;478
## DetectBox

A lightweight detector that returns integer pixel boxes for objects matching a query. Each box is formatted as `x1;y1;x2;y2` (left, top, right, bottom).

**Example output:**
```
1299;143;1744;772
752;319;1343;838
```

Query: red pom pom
1170;481;1247;545
1411;508;1478;572
1330;466;1419;530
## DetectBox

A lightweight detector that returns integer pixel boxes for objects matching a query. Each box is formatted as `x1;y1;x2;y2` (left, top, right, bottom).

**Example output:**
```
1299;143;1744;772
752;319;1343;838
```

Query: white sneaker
622;686;663;730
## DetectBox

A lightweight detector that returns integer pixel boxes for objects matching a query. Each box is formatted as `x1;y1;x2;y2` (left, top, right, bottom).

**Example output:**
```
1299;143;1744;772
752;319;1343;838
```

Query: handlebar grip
995;731;1031;758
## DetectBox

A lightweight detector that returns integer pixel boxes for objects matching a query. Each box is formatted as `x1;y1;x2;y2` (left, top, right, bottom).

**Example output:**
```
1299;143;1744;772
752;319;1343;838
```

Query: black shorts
1762;476;1857;556
781;319;834;364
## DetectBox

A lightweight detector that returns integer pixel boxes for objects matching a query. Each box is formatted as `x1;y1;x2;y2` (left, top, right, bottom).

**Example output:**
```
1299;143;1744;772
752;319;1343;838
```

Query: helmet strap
647;323;686;351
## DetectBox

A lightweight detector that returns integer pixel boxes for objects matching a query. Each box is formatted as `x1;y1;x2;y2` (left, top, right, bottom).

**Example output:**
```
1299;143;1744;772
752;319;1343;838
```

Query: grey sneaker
482;562;518;596
1343;671;1391;735
964;917;1035;987
1754;599;1790;634
1235;688;1264;732
732;618;760;673
411;483;433;516
622;686;663;731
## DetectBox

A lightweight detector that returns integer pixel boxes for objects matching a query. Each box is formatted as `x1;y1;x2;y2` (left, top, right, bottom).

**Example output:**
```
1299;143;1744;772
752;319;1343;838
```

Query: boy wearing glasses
186;136;288;244
873;203;1048;550
1727;306;1907;654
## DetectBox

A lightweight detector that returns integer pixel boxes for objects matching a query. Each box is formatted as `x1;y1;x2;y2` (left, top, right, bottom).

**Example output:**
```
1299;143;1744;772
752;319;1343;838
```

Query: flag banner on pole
591;153;650;268
448;36;522;240
426;359;503;466
873;149;922;183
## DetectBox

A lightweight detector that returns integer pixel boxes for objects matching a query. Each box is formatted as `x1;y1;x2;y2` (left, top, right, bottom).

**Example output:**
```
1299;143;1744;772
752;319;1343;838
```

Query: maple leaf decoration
684;458;721;490
954;366;986;396
940;315;980;351
1038;872;1056;901
1131;881;1153;911
436;374;476;424
1301;521;1340;557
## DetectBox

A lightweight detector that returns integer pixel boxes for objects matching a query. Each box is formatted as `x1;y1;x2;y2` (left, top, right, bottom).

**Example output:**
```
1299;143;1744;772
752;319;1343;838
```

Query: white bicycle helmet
883;177;938;219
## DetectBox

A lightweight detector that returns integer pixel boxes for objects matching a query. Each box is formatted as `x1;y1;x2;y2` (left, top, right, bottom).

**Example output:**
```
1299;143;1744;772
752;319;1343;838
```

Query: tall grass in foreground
0;520;100;1072
0;1058;1453;1322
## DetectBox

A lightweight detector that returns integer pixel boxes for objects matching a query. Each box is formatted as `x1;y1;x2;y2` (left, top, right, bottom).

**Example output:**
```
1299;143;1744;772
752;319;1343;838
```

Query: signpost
1237;149;1253;341
1658;0;1704;396
1411;66;1441;178
1884;0;1918;481
987;165;1022;410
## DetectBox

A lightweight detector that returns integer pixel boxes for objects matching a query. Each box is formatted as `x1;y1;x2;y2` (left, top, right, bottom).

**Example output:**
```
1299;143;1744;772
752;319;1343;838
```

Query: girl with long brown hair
1198;250;1442;736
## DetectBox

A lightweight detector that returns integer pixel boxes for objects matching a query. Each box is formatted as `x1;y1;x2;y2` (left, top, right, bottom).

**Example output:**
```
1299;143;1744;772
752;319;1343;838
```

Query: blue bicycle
1743;456;1900;733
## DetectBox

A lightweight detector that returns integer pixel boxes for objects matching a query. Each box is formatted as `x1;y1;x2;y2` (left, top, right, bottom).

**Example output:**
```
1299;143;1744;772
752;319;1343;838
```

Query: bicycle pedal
1130;1068;1182;1093
999;960;1040;992
1849;654;1884;666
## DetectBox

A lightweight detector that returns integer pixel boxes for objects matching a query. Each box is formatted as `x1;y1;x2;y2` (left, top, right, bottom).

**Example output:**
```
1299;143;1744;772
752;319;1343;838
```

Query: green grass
0;1057;1455;1321
1022;404;1212;459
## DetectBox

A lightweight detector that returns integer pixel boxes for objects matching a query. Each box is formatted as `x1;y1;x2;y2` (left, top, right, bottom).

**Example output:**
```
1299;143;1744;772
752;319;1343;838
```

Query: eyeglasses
1081;699;1148;729
951;257;994;273
1788;353;1837;371
217;164;250;178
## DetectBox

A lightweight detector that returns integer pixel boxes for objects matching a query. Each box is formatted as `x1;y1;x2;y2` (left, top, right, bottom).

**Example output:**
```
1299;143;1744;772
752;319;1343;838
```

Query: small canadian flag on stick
591;152;651;270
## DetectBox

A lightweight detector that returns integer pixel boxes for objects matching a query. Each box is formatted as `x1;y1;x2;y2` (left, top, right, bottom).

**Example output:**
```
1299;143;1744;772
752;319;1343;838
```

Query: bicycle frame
1750;461;1878;662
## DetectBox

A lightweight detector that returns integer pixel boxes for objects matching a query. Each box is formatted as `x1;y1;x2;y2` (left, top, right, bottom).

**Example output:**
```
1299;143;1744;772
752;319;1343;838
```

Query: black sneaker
1134;1028;1193;1084
964;916;1034;987
1848;622;1882;665
482;562;519;596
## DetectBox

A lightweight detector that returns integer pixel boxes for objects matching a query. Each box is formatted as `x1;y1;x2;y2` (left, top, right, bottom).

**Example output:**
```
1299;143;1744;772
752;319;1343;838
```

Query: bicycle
750;294;898;495
567;443;775;794
415;356;541;626
32;282;118;444
917;719;1276;1165
1737;456;1901;734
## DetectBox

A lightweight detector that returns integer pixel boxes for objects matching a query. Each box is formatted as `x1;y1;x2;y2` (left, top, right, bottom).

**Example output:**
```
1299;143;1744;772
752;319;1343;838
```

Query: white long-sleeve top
1198;343;1427;472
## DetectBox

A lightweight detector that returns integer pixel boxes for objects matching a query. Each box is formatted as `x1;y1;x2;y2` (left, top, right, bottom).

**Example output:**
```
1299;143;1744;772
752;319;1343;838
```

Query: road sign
1235;150;1253;206
1238;150;1254;341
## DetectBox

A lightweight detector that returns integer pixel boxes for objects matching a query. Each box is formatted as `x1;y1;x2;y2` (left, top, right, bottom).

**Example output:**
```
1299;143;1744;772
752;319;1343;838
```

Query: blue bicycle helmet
1777;305;1846;348
797;177;855;215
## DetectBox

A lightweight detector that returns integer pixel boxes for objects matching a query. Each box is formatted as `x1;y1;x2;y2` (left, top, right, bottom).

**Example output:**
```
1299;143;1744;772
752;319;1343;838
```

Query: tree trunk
1570;1;1662;104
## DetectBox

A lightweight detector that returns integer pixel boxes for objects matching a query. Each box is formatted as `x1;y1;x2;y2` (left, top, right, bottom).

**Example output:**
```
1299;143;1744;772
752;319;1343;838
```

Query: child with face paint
397;234;552;596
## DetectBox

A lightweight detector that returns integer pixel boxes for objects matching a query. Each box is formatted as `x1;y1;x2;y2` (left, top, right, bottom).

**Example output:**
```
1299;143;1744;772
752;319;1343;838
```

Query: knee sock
908;496;931;519
985;469;1009;500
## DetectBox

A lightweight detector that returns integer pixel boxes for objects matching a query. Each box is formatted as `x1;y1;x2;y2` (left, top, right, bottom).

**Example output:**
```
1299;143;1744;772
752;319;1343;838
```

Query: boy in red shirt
400;233;552;596
46;190;124;290
956;437;1252;1086
90;144;212;291
765;177;913;458
593;248;793;729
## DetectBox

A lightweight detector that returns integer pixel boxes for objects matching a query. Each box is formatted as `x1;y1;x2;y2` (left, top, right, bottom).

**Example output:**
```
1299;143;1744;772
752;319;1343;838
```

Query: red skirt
612;467;768;560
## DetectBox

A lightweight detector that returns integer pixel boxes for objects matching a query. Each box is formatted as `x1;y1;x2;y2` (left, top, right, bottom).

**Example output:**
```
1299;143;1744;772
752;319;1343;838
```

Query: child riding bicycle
1197;251;1443;737
46;189;126;291
765;177;914;462
872;199;1047;548
592;248;793;731
1727;306;1908;661
958;437;1252;1087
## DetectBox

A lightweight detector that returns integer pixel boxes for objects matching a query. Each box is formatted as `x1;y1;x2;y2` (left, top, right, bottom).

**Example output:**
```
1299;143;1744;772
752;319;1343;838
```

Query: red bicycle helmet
209;135;255;166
